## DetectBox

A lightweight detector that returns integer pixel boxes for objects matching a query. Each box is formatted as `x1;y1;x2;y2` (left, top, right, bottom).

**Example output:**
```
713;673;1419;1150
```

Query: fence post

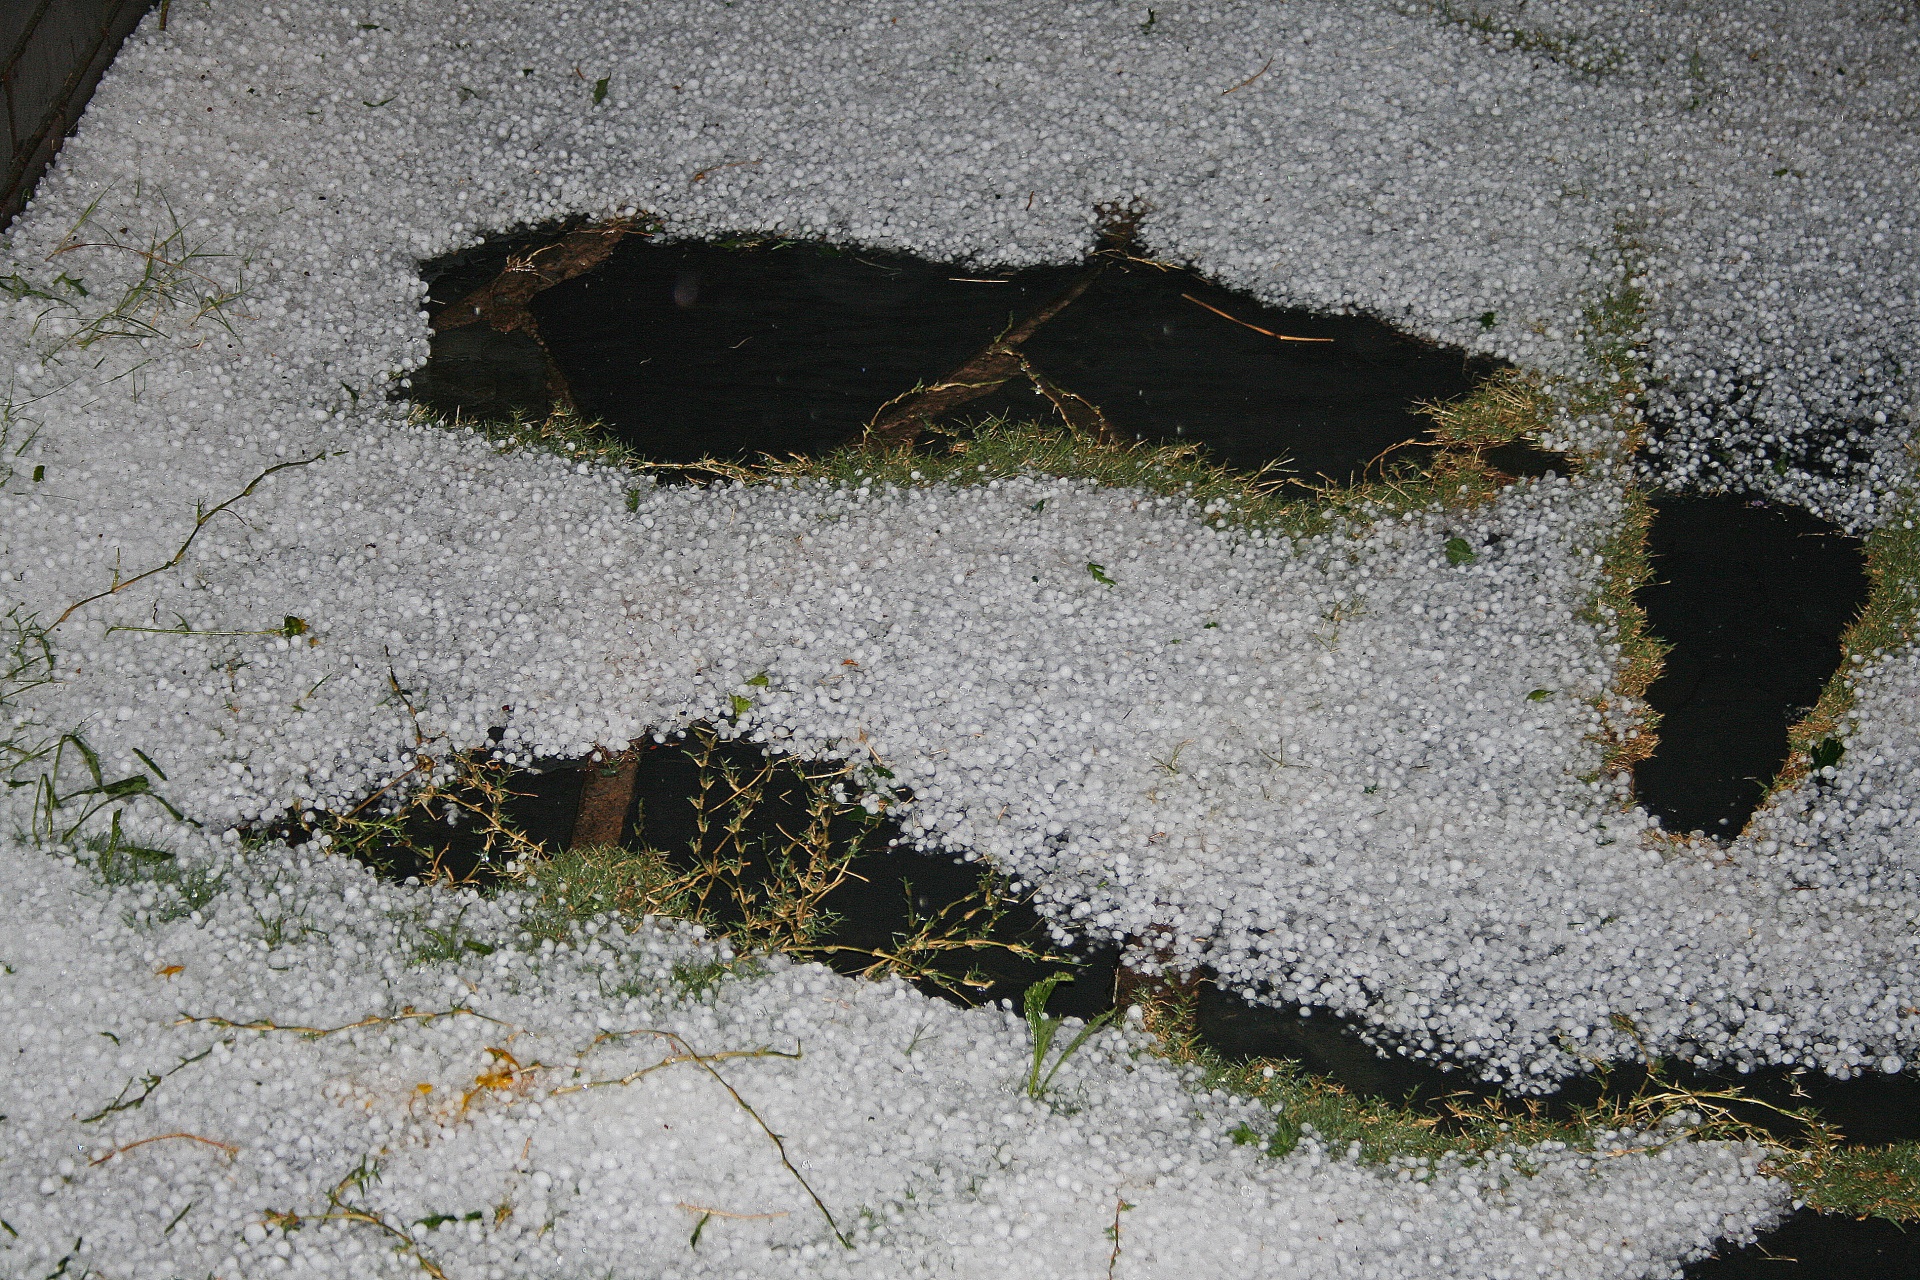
3;0;158;231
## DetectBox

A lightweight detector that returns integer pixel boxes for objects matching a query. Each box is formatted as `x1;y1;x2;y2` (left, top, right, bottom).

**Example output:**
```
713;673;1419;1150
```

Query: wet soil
1634;495;1869;837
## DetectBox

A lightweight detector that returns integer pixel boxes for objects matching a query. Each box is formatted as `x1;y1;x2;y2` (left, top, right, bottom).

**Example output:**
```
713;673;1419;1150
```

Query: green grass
1125;978;1920;1220
520;841;692;942
1562;220;1666;779
419;368;1560;550
1415;1;1627;79
4;185;250;359
1792;1142;1920;1221
83;817;224;925
477;725;1060;997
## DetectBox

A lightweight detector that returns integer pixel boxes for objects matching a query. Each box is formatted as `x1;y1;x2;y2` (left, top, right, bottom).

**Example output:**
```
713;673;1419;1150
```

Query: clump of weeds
311;723;1059;1001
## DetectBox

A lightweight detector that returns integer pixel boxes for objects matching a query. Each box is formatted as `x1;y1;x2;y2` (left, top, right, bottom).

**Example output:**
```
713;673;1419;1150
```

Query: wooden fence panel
3;0;157;230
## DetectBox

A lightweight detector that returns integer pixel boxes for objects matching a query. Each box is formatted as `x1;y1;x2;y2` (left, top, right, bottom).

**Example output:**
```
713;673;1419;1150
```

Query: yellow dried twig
1222;55;1274;95
1181;293;1332;343
676;1202;790;1220
296;1207;449;1280
177;1004;507;1039
90;1131;238;1165
691;159;761;184
552;1043;799;1094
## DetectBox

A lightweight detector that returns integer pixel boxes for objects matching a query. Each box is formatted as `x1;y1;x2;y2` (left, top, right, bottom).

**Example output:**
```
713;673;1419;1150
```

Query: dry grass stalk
864;265;1109;445
177;1005;503;1039
90;1131;239;1165
554;1037;799;1094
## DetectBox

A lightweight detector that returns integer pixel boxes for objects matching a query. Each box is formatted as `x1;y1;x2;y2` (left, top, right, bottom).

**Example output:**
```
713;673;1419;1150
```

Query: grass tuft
5;186;249;359
1411;2;1627;79
521;842;691;942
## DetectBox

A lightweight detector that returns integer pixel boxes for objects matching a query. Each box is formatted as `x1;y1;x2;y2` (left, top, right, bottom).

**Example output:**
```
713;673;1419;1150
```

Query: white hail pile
0;832;1786;1279
1387;0;1918;528
0;0;1914;1273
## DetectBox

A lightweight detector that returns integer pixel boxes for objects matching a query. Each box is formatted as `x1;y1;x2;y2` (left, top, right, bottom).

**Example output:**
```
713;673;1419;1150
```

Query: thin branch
384;646;430;750
1181;293;1333;343
52;453;328;629
90;1132;238;1165
610;1029;849;1248
1222;55;1274;95
1107;1195;1133;1278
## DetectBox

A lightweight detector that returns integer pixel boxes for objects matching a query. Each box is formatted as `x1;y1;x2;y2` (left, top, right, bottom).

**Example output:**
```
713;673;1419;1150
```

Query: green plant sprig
1022;972;1118;1102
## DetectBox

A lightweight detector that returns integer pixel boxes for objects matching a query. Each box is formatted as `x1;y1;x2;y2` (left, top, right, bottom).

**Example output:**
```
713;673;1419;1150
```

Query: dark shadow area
298;736;1917;1269
609;731;1118;1020
413;229;1517;485
533;240;1084;463
1195;981;1497;1109
387;232;1904;1266
1635;495;1869;837
1198;981;1920;1147
407;325;553;423
1644;384;1889;503
1199;980;1920;1276
1011;263;1502;480
329;756;584;884
1683;1208;1920;1280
